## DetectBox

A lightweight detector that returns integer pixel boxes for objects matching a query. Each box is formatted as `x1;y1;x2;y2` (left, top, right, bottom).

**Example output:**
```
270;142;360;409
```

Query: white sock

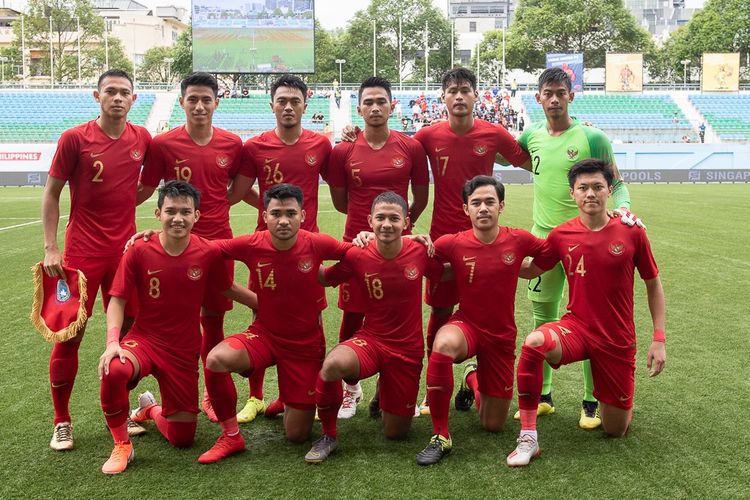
520;430;538;441
345;382;361;393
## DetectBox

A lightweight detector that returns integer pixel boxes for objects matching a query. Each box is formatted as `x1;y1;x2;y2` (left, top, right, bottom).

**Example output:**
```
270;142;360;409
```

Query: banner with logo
0;143;57;173
545;53;584;93
702;53;740;92
605;53;643;92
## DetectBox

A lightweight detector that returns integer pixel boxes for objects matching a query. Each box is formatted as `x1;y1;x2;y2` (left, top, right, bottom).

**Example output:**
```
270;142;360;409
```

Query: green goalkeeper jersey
518;120;614;232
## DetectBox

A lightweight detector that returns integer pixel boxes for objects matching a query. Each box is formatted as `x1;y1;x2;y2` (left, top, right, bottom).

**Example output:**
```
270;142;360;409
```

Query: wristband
107;326;121;345
652;329;666;343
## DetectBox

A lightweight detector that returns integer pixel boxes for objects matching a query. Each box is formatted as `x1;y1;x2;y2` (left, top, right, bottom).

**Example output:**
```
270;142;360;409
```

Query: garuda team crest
502;251;516;265
391;156;405;168
567;147;579;161
609;241;625;256
187;265;203;280
305;154;317;166
473;145;488;156
298;259;313;273
404;265;419;280
216;154;230;168
130;149;143;161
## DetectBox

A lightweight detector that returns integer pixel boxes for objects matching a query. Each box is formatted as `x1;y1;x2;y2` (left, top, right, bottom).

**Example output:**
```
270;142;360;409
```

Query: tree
501;0;654;72
308;21;339;84
171;23;193;80
137;46;174;83
12;0;132;82
335;0;454;84
658;0;750;82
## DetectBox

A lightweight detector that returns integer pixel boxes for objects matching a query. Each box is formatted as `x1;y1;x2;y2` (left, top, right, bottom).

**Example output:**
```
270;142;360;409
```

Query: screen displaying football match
192;0;315;74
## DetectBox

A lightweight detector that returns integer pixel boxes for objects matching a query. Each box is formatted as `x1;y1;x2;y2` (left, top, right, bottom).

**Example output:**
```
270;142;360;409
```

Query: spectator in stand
511;78;518;97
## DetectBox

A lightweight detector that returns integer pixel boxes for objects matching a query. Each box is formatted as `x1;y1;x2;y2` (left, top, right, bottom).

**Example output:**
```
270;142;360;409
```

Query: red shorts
448;314;515;400
425;277;459;309
337;279;365;313
537;318;637;410
65;254;137;317
224;324;324;408
341;333;422;417
121;334;199;416
202;259;234;313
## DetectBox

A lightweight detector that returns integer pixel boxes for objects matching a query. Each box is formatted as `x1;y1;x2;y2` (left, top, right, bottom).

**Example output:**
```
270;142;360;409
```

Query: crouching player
507;159;666;467
198;184;352;464
305;192;446;464
97;181;245;474
416;176;546;465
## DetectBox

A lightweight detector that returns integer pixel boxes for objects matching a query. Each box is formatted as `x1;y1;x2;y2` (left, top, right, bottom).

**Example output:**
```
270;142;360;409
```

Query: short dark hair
97;69;133;90
538;67;571;92
358;76;392;103
462;175;505;203
263;183;304;208
271;74;308;102
181;72;219;97
371;191;408;215
567;159;614;187
442;67;477;92
158;180;201;209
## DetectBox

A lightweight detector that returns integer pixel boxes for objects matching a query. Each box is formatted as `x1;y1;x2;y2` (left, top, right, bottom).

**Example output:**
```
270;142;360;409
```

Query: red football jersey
435;228;545;341
242;129;332;232
327;131;429;241
533;217;659;348
325;239;444;359
140;126;245;239
49;120;151;258
414;119;529;240
110;234;231;356
213;230;351;352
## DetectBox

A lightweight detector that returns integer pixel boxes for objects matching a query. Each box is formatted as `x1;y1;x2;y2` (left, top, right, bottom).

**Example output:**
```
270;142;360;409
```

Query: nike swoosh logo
147;269;162;275
307;390;316;396
435;147;448;153
350;161;363;167
619;395;631;402
568;244;580;252
175;159;188;164
462;256;475;261
406;403;416;408
316;297;325;303
90;152;105;158
518;392;531;397
257;262;272;268
504;386;513;392
264;158;276;164
364;272;378;278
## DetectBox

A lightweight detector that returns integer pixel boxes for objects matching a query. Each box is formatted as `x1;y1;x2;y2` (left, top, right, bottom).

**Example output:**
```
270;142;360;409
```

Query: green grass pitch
0;184;748;498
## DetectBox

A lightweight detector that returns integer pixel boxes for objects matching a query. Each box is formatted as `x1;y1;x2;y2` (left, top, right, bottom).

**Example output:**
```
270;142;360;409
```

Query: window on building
459;50;471;65
469;21;477;32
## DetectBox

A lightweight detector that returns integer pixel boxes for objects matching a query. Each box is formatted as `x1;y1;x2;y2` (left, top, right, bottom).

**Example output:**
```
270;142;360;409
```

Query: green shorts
526;225;566;304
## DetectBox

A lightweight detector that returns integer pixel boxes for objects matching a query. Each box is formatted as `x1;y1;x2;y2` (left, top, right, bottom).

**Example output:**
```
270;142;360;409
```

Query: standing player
304;192;445;463
197;184;351;464
138;72;252;420
236;74;333;423
343;68;530;415
97;181;239;474
415;176;545;465
507;159;666;466
41;69;151;450
515;67;639;428
327;77;430;418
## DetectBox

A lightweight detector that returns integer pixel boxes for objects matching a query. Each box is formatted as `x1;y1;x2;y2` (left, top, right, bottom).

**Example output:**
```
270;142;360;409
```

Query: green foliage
500;0;654;71
658;0;750;81
171;24;193;80
308;21;339;84
334;0;454;84
138;46;174;83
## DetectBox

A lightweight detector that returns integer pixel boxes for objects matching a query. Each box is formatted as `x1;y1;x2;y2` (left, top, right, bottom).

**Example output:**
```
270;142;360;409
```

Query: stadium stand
167;94;328;139
0;91;155;142
688;95;750;142
522;94;693;143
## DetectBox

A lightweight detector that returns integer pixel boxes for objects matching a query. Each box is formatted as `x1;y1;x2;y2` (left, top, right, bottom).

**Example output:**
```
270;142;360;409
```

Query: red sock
315;375;342;438
100;357;135;443
248;369;265;400
426;313;451;356
50;340;82;425
151;406;197;448
200;314;225;364
427;351;454;438
205;367;238;423
466;370;481;410
338;311;364;343
517;344;547;431
220;417;240;436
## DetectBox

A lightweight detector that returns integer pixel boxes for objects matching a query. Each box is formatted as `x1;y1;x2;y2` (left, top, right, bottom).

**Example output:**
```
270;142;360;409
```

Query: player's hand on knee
612;208;646;230
42;247;65;278
98;343;127;379
340;125;360;143
124;229;161;252
646;341;666;377
352;231;375;247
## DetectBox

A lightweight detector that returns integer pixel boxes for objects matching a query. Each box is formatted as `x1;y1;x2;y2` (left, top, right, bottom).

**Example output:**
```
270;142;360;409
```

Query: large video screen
192;0;315;74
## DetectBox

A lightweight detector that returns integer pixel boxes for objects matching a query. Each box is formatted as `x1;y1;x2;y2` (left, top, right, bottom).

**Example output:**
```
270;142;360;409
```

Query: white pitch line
0;215;68;232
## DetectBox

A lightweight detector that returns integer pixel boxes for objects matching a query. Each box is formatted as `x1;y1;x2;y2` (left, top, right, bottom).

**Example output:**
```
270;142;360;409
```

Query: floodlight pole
680;59;690;89
0;56;7;82
398;17;402;90
335;59;345;85
164;57;175;85
104;20;109;70
424;20;429;91
20;15;26;85
76;16;81;84
450;19;454;68
49;16;53;86
373;20;376;76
